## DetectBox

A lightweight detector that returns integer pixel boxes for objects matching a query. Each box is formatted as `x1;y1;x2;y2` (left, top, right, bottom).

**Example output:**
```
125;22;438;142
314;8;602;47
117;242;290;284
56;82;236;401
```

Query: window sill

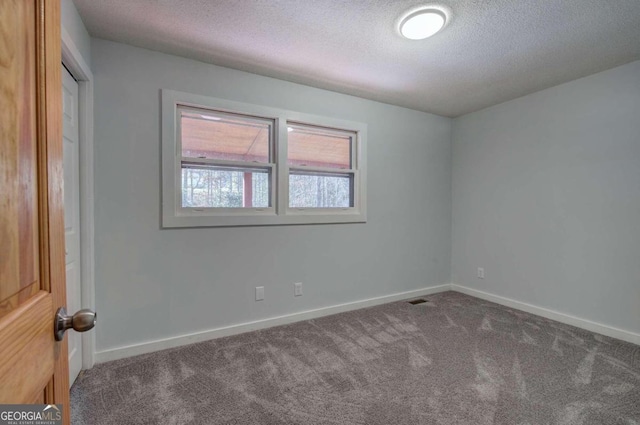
162;209;367;228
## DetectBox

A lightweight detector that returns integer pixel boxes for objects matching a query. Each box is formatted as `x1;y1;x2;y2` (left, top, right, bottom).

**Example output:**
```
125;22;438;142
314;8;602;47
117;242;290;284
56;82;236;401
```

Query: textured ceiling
73;0;640;117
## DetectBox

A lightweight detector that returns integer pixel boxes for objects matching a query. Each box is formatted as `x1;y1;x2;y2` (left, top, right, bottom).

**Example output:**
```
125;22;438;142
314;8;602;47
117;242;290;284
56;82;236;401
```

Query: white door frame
61;27;96;369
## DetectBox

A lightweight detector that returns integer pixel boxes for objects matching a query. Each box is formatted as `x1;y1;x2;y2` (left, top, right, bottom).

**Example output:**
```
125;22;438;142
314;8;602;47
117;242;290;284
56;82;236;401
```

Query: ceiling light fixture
200;114;221;121
399;7;447;40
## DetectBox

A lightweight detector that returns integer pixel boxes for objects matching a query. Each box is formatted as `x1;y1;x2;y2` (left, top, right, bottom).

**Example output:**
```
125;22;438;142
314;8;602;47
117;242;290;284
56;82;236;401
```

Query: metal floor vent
408;298;429;305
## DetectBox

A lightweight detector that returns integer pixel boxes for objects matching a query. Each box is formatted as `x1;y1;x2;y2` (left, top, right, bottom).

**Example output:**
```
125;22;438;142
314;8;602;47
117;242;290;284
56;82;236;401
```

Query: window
287;124;355;209
179;108;274;209
162;90;366;227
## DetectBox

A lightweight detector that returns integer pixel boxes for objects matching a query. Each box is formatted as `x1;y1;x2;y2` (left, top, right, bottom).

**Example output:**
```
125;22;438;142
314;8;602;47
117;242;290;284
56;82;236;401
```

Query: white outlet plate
294;282;303;297
255;286;265;301
477;268;485;279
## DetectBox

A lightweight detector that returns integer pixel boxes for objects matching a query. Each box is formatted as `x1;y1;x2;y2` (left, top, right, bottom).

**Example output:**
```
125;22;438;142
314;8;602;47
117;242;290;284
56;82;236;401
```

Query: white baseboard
451;284;640;346
95;284;450;363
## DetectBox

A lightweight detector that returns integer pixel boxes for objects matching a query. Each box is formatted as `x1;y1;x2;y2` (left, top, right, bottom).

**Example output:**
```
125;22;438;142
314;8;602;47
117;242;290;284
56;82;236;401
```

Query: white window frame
162;89;367;228
286;122;357;211
178;105;276;214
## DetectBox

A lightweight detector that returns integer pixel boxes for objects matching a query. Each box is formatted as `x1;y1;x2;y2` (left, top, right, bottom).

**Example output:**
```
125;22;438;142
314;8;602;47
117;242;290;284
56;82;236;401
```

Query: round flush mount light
399;7;448;40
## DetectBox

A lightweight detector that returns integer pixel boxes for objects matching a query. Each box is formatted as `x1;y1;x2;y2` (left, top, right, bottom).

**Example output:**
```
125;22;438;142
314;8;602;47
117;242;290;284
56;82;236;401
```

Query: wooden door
0;0;70;423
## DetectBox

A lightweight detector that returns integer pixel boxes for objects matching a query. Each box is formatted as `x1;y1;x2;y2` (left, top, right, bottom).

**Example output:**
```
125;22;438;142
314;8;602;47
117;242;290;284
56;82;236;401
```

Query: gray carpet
71;292;640;424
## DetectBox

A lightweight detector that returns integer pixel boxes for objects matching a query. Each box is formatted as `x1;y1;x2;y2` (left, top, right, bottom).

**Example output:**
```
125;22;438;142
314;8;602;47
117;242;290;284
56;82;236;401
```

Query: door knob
54;307;97;341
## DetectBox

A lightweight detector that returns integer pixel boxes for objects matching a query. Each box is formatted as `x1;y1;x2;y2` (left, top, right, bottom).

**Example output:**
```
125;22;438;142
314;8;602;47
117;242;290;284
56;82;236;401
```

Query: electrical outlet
255;286;264;301
294;282;303;297
477;267;485;279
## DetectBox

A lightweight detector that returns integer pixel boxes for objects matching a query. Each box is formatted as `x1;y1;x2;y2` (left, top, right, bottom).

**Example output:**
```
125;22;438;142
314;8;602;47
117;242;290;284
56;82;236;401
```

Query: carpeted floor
70;291;640;424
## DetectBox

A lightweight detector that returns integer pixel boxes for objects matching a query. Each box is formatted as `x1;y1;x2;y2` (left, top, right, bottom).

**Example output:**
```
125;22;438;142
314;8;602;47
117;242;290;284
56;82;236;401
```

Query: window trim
162;89;367;228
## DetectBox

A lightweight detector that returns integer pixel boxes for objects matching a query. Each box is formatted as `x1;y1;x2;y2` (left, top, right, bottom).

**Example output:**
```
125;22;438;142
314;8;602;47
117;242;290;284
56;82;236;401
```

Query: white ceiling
73;0;640;117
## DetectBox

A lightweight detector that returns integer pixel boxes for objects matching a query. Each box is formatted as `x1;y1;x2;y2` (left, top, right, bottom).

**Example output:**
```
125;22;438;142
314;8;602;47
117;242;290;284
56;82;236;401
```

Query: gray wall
61;0;91;65
452;60;640;335
91;39;452;352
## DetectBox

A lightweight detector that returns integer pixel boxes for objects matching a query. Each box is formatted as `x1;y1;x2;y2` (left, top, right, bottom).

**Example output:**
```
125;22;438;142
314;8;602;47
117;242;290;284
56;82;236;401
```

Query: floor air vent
408;298;429;305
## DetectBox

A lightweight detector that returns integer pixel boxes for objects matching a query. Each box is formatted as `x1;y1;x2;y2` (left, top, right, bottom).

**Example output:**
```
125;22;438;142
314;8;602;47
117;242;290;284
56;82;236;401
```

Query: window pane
287;124;352;169
289;174;352;208
181;167;269;208
181;109;271;163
